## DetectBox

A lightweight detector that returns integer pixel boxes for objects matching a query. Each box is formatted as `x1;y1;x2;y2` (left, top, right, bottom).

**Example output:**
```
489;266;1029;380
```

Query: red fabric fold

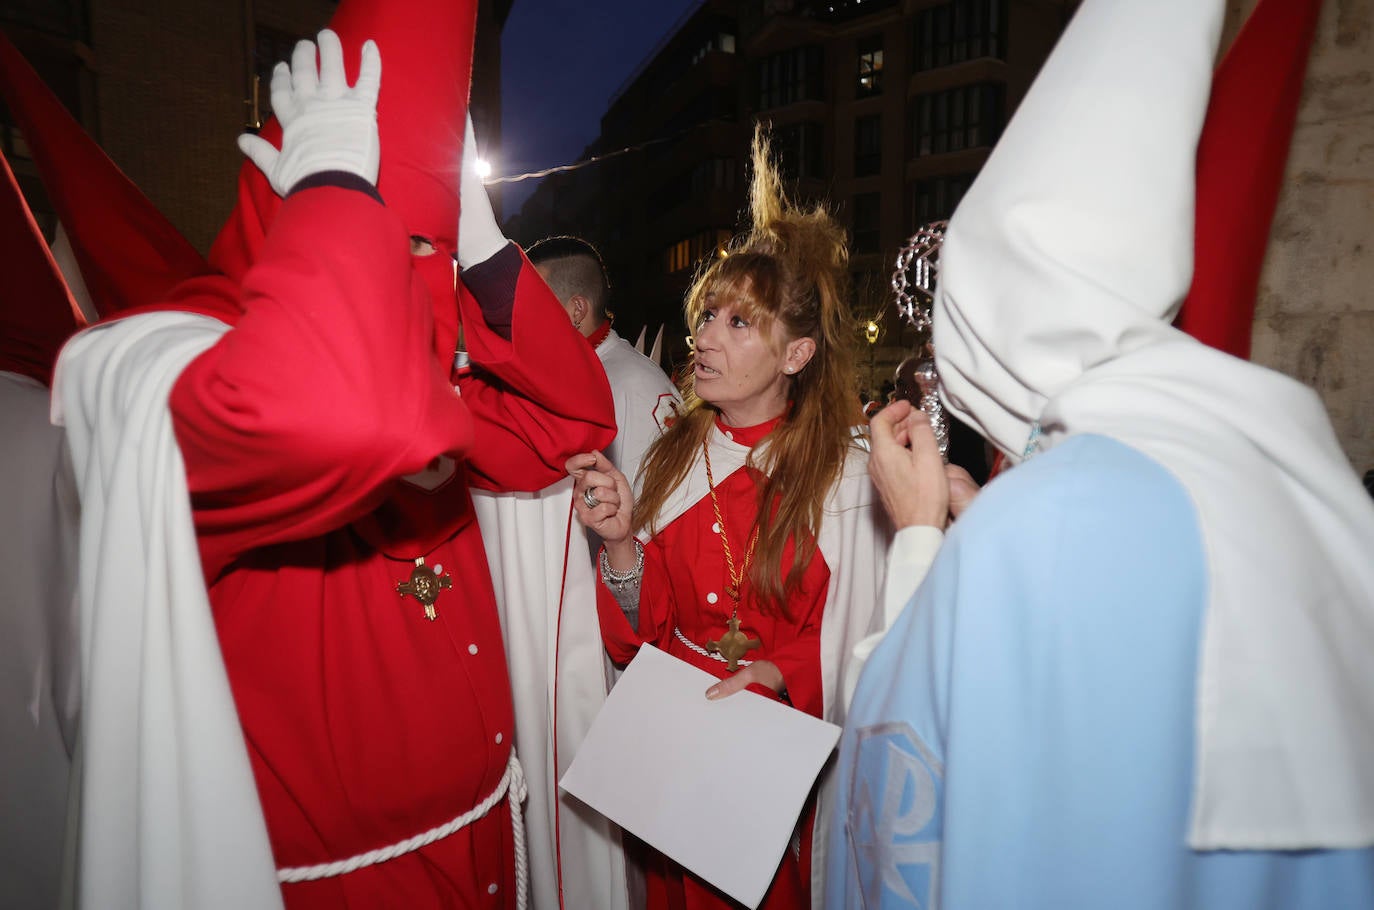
0;30;211;319
0;149;85;385
1175;0;1323;357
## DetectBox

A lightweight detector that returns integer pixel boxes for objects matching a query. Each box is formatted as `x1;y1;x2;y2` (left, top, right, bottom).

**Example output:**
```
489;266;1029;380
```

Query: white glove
237;29;381;197
457;114;508;269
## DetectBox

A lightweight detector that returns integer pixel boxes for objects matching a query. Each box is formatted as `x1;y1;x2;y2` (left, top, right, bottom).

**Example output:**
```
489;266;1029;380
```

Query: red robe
595;416;832;910
167;183;615;907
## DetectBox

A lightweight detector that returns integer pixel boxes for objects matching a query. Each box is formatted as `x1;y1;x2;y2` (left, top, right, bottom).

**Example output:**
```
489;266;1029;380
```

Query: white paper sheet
558;645;841;908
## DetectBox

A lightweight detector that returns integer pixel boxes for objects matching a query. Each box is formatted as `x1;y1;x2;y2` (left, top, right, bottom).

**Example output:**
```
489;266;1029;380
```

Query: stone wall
1237;0;1374;475
89;0;255;252
83;0;500;253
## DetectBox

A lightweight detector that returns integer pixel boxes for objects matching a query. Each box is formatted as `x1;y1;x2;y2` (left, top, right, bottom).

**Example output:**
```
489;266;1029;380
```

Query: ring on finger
582;487;600;509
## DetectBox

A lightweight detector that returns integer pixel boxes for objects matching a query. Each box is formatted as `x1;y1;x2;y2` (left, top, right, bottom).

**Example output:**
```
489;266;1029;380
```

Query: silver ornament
892;221;949;461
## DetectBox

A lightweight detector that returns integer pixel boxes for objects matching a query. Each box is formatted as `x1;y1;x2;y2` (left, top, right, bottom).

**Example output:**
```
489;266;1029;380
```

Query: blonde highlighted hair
633;125;864;607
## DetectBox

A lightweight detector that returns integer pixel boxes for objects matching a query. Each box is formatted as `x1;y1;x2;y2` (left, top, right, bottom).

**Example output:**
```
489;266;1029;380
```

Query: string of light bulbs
483;136;670;185
481;120;728;185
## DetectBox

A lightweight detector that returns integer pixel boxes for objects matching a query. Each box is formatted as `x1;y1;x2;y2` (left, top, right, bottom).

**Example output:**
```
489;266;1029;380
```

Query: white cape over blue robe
827;434;1374;908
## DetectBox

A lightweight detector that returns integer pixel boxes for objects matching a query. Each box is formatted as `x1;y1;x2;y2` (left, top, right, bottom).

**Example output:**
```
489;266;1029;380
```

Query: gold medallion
707;614;761;672
395;556;452;621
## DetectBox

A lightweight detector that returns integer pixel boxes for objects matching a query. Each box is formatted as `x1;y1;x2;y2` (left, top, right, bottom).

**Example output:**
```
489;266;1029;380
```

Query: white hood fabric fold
935;0;1374;850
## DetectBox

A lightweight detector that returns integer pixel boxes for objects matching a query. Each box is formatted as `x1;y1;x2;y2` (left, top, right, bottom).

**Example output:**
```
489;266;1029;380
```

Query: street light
864;319;880;399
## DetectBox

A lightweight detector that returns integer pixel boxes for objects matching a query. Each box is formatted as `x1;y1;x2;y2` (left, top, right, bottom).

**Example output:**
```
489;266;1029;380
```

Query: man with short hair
527;235;678;489
484;235;674;910
474;232;674;910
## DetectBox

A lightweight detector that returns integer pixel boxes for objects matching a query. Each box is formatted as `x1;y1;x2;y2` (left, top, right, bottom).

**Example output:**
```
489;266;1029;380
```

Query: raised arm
457;246;616;491
168;32;472;579
453;116;615;492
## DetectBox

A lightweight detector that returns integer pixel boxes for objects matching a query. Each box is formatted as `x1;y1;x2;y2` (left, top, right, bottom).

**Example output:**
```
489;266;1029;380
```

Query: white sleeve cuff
843;524;945;712
884;525;944;627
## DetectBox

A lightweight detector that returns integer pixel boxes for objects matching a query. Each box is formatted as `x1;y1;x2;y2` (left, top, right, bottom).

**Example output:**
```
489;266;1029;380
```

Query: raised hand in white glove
237;29;381;198
457;113;508;269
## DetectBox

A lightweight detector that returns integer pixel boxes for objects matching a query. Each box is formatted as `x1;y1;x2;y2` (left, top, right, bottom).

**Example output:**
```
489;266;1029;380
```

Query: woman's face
692;295;812;426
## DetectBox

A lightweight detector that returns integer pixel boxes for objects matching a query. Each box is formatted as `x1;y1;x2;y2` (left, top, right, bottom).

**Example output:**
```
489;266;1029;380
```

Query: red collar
586;321;612;350
714;412;784;448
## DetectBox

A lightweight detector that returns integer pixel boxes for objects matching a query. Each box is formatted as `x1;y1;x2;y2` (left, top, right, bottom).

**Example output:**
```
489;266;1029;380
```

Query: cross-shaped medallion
395;556;452;621
707;614;761;672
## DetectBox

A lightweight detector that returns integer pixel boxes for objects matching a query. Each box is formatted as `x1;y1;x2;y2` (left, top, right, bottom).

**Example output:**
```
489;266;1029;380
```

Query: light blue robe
826;434;1374;909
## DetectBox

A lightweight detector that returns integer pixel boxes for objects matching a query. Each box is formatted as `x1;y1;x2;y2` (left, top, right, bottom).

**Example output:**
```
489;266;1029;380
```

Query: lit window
665;229;732;274
856;35;883;97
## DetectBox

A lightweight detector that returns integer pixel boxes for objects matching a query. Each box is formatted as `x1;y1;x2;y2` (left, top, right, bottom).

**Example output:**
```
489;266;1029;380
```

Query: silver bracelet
600;540;644;624
599;539;644;590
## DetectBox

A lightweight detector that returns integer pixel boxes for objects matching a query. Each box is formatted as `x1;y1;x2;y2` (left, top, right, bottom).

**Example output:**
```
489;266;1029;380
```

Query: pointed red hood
0;30;212;319
206;0;477;359
1175;0;1322;357
0;149;86;385
212;0;477;276
2;0;477;343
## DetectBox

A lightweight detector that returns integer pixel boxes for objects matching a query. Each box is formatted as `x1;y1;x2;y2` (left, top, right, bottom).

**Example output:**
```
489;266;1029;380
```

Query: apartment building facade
508;0;1075;388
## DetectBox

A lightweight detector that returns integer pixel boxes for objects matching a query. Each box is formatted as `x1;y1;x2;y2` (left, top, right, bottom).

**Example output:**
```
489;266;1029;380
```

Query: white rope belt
277;749;530;908
674;626;753;667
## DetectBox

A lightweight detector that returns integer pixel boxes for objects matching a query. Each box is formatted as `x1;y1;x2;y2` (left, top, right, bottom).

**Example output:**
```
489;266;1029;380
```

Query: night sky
499;0;699;213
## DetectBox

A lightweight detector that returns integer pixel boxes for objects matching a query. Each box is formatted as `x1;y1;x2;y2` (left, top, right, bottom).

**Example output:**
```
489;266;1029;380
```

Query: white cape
935;0;1374;849
53;312;283;909
473;479;630;910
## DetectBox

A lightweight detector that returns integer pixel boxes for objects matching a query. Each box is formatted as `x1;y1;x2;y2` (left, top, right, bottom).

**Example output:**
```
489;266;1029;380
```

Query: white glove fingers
290;38;320;99
456;111;506;268
315;29;347;100
354;40;381;108
240;28;381;196
236;133;280;178
268;61;296;125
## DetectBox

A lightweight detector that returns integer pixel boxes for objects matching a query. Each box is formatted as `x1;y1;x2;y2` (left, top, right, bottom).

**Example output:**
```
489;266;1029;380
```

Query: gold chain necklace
702;441;760;603
701;440;762;671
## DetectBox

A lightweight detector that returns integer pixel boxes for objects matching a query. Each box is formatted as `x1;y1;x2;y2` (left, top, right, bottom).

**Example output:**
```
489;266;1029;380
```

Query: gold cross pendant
395;556;452;621
707;615;761;672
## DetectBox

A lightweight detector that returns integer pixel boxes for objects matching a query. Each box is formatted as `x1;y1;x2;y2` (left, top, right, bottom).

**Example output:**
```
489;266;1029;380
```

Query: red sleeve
594;539;675;666
763;593;825;718
594;583;642;667
169;186;473;580
457;245;616;492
